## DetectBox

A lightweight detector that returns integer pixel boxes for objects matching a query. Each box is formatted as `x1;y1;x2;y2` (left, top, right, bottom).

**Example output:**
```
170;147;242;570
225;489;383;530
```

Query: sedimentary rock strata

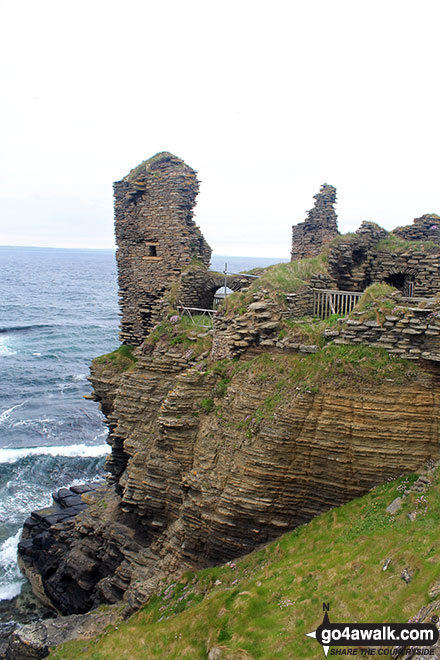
19;335;440;616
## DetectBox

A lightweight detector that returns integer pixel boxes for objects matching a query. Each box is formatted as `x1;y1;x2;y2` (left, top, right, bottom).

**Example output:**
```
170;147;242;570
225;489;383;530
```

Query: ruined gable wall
328;221;440;296
114;153;212;346
291;183;339;261
393;214;440;245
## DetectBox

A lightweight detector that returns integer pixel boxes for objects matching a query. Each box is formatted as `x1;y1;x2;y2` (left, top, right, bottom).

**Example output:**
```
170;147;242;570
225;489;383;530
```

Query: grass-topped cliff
18;245;440;660
50;464;440;659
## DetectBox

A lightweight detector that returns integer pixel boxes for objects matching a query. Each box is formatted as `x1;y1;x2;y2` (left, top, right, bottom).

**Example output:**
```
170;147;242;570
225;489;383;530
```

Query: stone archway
178;269;252;310
383;266;417;296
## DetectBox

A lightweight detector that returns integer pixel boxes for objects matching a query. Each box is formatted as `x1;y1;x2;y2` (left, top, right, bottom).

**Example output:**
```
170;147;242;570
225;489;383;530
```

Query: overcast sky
1;0;439;257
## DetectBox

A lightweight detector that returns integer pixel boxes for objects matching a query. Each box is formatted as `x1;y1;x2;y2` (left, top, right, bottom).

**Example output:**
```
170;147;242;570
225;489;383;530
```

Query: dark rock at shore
5;605;123;660
0;583;54;660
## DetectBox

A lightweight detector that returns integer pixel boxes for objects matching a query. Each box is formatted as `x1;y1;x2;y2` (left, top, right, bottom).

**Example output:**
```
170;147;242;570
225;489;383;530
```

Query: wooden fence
313;289;363;319
177;304;218;326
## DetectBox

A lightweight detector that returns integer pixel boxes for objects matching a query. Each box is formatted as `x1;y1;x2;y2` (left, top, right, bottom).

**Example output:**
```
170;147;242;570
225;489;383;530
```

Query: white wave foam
0;443;109;464
0;337;17;356
11;417;56;429
0;403;23;425
0;530;25;600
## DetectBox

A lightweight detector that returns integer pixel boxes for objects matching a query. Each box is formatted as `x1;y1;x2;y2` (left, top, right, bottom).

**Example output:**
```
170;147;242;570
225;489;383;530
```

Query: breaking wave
0;443;109;464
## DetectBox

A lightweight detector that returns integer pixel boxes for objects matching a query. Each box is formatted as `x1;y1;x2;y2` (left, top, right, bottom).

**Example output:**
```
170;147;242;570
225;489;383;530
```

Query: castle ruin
114;154;440;350
114;152;211;346
290;183;339;260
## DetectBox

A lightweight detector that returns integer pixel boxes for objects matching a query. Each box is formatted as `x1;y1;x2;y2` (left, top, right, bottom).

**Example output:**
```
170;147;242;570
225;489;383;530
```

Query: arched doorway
384;272;415;297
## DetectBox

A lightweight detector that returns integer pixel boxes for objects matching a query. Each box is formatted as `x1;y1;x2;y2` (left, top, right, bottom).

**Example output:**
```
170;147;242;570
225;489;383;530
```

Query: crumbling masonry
290;183;339;260
115;153;440;349
114;152;211;346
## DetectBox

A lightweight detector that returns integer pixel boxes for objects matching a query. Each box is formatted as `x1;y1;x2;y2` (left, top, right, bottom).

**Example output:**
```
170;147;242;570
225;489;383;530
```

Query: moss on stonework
377;234;440;254
125;152;186;180
250;254;328;294
93;345;138;372
145;315;213;358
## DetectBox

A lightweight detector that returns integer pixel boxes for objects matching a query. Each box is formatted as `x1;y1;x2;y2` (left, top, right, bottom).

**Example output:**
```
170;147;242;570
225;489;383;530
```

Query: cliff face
18;331;440;615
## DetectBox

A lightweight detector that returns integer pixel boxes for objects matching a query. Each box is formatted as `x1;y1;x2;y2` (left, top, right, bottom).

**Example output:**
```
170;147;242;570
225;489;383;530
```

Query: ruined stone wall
291;184;339;261
177;269;252;310
114;152;212;346
210;274;336;361
327;299;440;362
393;214;440;244
328;221;440;296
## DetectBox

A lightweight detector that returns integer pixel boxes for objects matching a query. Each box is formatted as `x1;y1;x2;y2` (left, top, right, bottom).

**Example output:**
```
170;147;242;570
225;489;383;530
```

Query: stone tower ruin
291;183;339;261
114;152;212;346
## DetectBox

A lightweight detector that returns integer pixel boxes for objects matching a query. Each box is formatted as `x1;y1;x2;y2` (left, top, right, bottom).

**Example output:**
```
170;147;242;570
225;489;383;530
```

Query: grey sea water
0;247;287;601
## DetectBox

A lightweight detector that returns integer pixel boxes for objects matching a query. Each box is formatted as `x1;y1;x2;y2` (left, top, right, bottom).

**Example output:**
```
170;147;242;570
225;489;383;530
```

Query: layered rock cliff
18;318;440;617
13;157;440;657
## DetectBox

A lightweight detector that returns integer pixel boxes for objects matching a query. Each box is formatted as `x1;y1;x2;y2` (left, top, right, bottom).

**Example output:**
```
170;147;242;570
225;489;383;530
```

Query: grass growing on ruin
376;234;439;254
93;345;138;373
126;152;181;179
232;343;419;396
280;313;343;347
145;315;213;358
222;255;329;315
345;283;409;324
250;254;328;294
331;231;359;242
357;282;398;307
49;466;440;660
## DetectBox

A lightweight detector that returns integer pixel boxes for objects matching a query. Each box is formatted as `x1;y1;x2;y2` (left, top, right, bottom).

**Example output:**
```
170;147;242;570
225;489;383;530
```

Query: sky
1;0;440;258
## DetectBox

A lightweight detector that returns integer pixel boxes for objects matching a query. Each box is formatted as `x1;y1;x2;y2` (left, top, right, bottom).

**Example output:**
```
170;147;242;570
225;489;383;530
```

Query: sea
0;247;288;604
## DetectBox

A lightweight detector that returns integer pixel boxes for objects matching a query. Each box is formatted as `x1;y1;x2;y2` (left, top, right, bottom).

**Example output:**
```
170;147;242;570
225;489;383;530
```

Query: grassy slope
50;468;440;660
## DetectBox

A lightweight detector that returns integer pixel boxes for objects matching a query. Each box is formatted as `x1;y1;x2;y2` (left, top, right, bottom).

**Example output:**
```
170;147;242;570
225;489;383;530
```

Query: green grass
231;344;419;397
329;231;359;246
205;342;418;415
125;152;182;179
221;256;329;315
250;255;328;294
49;466;440;660
281;314;343;348
93;345;138;373
145;315;213;358
376;234;439;254
343;283;407;324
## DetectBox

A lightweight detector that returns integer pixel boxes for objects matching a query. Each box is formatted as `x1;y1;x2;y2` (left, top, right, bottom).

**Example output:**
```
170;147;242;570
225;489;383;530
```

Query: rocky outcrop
17;484;101;613
18;333;440;618
6;606;122;660
291;183;339;261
